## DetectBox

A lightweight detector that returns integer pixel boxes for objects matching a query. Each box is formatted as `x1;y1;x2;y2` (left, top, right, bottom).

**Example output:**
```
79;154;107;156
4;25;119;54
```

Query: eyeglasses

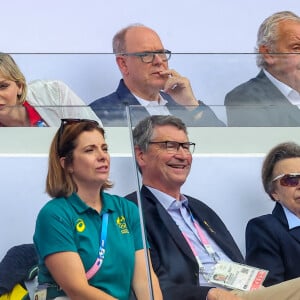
272;173;300;187
148;141;195;154
57;118;99;156
118;49;171;63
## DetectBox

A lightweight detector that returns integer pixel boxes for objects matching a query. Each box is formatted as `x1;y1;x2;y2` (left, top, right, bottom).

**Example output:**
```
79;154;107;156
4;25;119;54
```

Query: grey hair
256;11;300;68
262;141;300;200
112;23;146;54
132;115;188;152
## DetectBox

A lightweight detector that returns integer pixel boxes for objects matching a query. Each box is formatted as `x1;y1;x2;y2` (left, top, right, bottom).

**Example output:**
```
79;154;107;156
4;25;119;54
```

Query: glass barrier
125;106;299;297
2;103;300;128
2;105;300;155
1;53;300;298
1;53;299;127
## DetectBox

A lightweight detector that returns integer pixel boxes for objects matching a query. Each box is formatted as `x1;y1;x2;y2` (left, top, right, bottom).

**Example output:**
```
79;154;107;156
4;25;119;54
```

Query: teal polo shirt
34;191;144;300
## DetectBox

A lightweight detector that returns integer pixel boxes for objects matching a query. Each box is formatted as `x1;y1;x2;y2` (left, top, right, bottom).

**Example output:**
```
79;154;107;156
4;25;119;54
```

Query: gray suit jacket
225;70;300;126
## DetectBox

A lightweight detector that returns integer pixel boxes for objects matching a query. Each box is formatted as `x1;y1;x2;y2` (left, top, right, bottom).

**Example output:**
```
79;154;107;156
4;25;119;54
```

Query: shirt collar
264;69;300;105
133;93;168;106
281;203;300;229
0;101;45;127
23;101;44;126
146;185;188;210
67;191;115;215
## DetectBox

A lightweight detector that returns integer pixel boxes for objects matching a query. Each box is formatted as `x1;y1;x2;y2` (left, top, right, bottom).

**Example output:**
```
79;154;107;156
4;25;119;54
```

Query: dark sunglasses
272;173;300;187
57;118;99;156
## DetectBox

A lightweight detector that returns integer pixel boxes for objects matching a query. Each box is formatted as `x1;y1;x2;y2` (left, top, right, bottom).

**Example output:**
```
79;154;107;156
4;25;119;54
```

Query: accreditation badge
33;288;47;300
208;260;268;291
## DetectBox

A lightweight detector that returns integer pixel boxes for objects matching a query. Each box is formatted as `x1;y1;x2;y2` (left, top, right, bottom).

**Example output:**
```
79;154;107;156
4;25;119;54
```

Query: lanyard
35;120;48;127
181;208;219;272
86;212;109;280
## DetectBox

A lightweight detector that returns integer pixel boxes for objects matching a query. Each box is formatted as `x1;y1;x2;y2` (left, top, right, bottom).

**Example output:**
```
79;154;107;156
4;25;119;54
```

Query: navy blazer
126;186;244;300
90;79;225;127
0;244;38;295
246;202;300;286
225;70;300;126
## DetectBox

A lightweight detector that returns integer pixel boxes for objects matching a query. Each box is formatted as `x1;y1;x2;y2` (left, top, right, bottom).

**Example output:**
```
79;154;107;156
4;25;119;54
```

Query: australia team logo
116;216;129;234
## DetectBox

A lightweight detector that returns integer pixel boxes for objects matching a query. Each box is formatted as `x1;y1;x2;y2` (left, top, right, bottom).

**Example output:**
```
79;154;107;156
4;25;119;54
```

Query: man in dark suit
89;24;224;127
126;115;300;300
126;115;245;300
225;11;300;126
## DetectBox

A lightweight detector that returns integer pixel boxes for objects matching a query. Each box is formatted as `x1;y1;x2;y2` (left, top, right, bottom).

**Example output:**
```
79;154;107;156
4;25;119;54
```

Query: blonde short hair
0;53;27;104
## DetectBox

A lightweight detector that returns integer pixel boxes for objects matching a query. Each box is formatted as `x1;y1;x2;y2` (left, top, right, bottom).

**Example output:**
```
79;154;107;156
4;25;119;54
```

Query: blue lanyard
86;212;109;280
35;120;48;127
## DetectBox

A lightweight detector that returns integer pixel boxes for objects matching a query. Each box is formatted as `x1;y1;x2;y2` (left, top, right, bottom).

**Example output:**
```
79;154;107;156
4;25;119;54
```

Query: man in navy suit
225;11;300;126
126;115;300;300
125;115;243;300
89;24;224;127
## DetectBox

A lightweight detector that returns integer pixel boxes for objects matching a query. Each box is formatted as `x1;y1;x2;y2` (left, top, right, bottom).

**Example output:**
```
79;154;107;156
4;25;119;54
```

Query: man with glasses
126;115;244;299
126;115;300;300
225;11;300;126
90;24;224;127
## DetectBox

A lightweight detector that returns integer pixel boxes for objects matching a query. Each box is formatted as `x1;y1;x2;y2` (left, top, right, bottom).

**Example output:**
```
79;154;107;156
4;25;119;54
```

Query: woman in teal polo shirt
33;119;162;300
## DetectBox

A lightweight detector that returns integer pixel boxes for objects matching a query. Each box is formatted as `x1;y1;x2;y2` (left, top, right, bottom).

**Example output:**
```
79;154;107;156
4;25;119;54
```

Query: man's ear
134;146;146;168
116;56;129;75
259;45;275;65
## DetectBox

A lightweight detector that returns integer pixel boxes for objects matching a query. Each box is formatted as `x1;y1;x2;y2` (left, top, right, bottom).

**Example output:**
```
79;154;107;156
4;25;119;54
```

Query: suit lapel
188;200;243;262
273;203;300;244
258;71;300;123
142;187;197;263
289;227;300;243
257;71;292;105
116;80;151;125
141;187;243;264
